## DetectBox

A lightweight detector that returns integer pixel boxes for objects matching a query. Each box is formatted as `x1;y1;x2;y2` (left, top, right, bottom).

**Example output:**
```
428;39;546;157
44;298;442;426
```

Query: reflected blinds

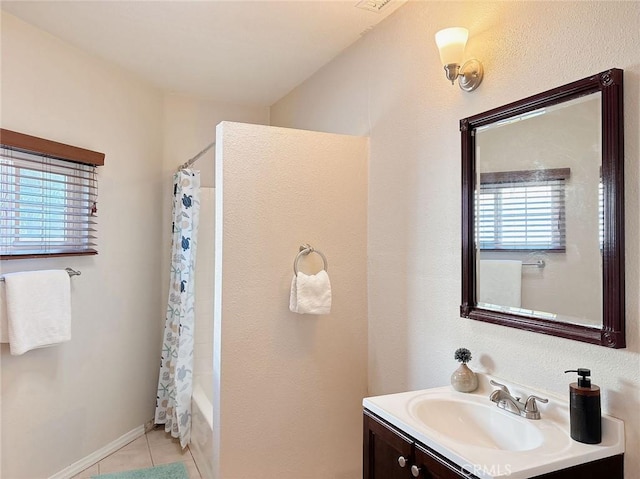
0;146;98;257
477;168;570;251
598;178;604;249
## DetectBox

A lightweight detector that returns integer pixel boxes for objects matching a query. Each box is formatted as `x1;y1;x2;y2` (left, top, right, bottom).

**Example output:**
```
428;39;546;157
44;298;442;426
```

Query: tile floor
71;428;202;479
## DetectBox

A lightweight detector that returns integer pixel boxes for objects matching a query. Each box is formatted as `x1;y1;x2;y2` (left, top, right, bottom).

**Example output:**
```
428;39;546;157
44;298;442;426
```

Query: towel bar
522;260;545;268
293;244;328;275
0;267;81;282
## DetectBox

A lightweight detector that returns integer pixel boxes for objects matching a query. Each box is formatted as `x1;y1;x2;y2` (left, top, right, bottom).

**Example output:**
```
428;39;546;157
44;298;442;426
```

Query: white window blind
0;146;98;257
599;178;604;249
477;168;570;251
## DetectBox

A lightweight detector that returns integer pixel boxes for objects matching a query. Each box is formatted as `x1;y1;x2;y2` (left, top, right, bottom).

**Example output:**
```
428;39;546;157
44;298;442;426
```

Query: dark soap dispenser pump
564;368;601;444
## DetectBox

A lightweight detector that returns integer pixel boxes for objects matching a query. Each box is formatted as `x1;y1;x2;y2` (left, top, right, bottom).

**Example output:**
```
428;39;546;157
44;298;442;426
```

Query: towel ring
293;244;328;276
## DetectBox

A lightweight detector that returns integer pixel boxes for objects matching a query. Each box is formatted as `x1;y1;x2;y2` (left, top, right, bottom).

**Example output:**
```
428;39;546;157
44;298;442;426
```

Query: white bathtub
191;188;215;479
191;381;213;479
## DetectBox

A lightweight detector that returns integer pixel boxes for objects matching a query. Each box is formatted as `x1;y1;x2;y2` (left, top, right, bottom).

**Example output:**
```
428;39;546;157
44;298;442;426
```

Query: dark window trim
0;129;105;166
480;167;571;184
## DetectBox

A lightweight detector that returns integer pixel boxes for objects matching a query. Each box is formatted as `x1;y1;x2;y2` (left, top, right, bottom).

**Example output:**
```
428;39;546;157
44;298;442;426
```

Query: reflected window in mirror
478;168;570;252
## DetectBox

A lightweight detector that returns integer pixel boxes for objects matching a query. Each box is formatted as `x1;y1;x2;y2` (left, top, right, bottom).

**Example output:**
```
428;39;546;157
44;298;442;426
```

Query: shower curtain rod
177;140;216;171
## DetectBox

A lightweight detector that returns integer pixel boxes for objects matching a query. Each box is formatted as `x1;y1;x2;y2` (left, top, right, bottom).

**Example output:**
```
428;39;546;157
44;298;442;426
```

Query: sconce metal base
443;64;460;85
458;59;484;92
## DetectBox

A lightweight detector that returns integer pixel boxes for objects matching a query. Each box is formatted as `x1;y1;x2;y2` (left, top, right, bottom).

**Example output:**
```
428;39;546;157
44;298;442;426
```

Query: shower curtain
155;169;201;448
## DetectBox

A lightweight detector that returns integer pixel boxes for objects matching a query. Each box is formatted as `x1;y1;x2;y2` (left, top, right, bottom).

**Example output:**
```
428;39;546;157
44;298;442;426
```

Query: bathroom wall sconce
435;27;484;92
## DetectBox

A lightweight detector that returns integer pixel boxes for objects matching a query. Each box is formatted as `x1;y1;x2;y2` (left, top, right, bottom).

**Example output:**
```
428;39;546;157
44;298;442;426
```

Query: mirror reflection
475;93;603;327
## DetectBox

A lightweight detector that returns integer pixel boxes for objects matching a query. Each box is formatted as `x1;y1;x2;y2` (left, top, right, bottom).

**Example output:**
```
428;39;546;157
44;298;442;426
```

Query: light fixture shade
435;27;469;65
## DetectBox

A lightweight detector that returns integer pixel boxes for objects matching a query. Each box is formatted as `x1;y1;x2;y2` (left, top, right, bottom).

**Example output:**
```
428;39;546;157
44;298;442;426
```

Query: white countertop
363;374;624;479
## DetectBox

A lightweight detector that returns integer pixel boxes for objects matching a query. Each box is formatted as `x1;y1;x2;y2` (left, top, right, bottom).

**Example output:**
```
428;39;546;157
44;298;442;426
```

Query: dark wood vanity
363;409;623;479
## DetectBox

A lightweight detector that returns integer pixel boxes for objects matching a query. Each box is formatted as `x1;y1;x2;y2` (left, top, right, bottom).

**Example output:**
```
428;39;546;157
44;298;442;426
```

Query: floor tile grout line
188;446;203;478
145;431;154;466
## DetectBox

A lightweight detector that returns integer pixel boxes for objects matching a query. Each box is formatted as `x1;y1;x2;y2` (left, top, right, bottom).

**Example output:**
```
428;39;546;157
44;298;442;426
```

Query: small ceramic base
451;363;478;392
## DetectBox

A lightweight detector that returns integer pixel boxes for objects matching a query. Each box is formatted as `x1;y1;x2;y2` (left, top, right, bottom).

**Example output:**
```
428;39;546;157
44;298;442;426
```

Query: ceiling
1;0;406;106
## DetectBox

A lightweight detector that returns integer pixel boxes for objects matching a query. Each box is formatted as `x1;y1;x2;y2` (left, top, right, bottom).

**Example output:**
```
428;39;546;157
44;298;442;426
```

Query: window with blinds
477;168;570;252
0;129;104;259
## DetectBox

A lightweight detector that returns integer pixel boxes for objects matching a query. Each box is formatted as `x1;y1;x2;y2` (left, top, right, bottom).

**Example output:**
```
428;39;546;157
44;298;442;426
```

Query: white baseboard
49;425;146;479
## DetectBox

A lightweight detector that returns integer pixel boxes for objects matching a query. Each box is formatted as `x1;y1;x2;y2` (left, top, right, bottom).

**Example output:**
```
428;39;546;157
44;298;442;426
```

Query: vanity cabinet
364;409;469;479
363;409;624;479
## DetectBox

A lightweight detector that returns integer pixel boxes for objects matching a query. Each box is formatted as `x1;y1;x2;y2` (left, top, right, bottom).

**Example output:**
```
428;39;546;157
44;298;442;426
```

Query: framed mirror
460;69;625;348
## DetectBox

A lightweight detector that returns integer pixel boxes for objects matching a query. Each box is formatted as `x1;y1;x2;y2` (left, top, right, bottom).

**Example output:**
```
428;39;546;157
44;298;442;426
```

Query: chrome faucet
489;380;548;420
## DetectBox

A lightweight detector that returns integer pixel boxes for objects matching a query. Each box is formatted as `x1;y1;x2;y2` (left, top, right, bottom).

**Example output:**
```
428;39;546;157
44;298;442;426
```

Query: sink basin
408;397;543;451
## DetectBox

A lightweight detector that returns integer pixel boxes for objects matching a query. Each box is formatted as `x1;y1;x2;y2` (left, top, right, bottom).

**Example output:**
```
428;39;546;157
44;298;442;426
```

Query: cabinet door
412;443;471;479
364;411;414;479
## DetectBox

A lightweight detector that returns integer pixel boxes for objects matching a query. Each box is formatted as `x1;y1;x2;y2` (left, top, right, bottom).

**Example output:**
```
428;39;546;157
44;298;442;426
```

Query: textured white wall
0;12;164;478
214;122;368;478
271;1;640;476
160;95;270;351
162;94;270;188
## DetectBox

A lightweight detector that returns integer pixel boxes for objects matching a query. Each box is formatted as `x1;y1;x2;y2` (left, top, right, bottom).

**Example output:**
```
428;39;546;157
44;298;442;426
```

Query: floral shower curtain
155;169;201;448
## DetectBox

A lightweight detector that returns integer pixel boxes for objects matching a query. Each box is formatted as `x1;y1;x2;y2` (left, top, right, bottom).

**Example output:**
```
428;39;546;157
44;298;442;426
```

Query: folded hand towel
289;270;332;315
478;260;522;308
4;270;71;355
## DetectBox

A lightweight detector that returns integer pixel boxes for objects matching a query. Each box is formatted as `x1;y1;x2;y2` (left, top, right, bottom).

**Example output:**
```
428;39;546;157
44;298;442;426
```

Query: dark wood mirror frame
460;68;625;348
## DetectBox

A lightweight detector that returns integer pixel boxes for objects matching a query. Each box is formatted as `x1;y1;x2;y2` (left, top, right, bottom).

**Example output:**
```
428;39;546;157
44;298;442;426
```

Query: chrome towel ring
293;244;328;276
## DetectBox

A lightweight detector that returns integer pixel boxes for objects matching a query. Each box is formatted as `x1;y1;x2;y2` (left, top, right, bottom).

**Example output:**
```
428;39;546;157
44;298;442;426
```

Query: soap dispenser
564;368;601;444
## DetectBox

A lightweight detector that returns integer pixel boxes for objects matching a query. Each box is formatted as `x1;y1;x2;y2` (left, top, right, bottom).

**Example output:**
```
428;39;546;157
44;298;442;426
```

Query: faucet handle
489;380;511;395
524;395;549;413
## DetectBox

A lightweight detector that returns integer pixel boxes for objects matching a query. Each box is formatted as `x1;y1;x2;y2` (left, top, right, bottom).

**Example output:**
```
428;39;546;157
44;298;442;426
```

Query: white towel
289;270;332;315
4;270;72;355
478;260;522;308
0;285;9;343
